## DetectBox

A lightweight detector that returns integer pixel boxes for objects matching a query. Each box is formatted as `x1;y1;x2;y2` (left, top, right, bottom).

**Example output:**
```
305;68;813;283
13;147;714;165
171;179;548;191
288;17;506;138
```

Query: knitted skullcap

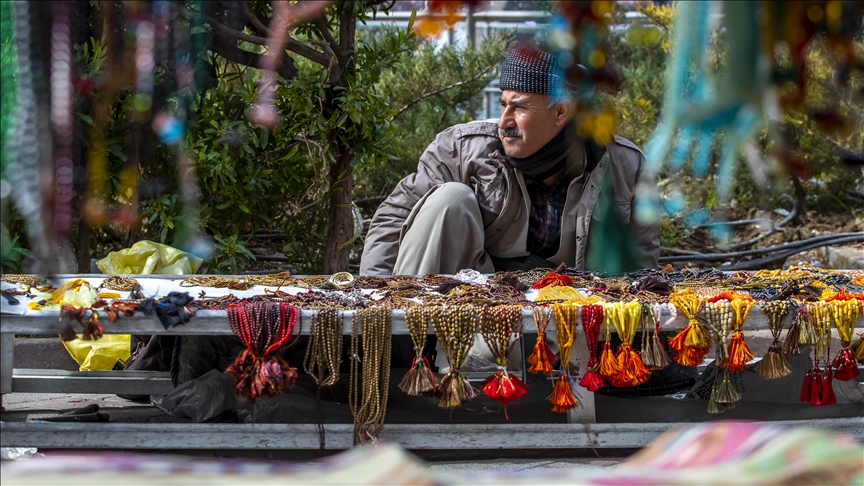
499;42;568;95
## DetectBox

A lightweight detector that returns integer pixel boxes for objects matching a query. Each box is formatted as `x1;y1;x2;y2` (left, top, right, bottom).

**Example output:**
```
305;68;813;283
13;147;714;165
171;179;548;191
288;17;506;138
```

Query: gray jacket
360;120;661;275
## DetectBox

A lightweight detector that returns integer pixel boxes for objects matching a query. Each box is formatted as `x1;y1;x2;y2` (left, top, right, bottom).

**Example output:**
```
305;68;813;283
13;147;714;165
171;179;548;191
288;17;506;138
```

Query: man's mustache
499;127;522;138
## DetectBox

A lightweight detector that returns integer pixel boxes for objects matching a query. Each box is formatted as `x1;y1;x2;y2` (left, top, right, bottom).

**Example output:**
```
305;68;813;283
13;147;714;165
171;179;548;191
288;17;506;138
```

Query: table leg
567;332;597;423
1;333;13;409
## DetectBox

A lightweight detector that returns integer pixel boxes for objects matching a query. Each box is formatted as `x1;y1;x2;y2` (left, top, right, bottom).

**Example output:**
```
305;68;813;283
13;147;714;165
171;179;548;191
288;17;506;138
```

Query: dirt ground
241;208;863;274
662;209;863;269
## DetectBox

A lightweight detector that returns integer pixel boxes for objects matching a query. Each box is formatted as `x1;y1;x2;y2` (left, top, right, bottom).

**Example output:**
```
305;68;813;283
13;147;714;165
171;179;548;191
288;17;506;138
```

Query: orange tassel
668;325;690;354
723;332;754;372
598;341;620;377
548;374;578;413
611;345;650;387
527;340;556;375
669;325;711;367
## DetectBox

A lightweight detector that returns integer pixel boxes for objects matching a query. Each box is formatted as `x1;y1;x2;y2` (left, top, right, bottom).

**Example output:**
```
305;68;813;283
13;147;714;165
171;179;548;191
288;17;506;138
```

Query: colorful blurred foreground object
641;1;864;226
1;422;861;485
414;1;482;39
96;240;203;275
545;1;620;147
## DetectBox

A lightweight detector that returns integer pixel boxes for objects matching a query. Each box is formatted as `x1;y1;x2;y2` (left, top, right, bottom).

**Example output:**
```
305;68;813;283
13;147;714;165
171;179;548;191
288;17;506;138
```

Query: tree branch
241;1;272;37
174;1;331;67
173;1;268;45
390;63;497;121
315;16;339;55
210;32;297;80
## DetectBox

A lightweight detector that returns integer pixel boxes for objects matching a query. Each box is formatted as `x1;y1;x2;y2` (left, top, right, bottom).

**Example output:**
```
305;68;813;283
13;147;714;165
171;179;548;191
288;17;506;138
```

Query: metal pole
466;4;476;49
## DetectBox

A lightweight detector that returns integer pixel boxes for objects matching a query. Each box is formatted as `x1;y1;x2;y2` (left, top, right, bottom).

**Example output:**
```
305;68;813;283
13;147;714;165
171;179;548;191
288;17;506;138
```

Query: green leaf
238;204;250;213
260;129;269;149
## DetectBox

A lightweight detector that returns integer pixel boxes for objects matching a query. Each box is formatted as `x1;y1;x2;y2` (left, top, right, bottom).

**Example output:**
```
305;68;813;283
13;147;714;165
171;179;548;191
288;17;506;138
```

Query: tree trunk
76;220;91;273
321;148;353;274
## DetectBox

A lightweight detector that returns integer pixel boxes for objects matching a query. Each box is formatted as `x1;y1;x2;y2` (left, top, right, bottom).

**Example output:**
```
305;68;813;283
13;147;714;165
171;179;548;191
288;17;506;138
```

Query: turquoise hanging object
641;1;769;228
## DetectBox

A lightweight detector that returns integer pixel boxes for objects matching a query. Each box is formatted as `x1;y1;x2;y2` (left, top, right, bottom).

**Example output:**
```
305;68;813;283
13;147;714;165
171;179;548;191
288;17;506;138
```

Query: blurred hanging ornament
546;1;622;146
414;1;484;39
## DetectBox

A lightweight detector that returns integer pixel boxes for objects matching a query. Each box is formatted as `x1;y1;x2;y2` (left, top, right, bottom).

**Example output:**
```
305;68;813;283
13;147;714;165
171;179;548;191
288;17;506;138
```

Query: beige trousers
393;182;495;276
394;182;526;372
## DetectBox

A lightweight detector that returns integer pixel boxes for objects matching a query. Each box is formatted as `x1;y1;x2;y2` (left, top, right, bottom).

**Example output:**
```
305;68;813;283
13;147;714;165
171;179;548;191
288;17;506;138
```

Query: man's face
498;90;567;159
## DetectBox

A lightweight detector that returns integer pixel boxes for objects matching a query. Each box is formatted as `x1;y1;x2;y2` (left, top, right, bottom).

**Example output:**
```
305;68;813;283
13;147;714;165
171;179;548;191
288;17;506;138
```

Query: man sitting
361;40;660;276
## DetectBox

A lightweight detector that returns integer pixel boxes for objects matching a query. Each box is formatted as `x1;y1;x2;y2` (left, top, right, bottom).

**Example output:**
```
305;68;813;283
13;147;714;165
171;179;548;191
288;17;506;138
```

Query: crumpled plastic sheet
150;370;352;424
151;370;247;423
96;240;203;275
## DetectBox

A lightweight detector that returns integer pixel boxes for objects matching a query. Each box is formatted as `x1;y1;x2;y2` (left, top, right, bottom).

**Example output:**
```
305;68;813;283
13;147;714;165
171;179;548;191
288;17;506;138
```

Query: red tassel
809;369;823;407
482;371;528;405
832;348;861;381
578;369;605;392
531;273;573;289
799;369;812;403
610;345;650;387
723;332;754;372
599;342;620;378
547;374;578;413
526;340;556;375
821;369;837;405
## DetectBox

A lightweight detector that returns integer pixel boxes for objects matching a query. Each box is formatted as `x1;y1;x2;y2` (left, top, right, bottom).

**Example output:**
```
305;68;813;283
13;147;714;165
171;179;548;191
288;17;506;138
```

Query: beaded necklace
604;300;649;388
304;309;344;387
756;300;792;380
432;305;479;409
479;305;527;411
399;306;437;396
800;301;833;406
668;289;711;367
349;306;392;445
828;296;859;381
577;304;605;392
703;298;736;413
526;306;555;375
548;303;579;413
226;302;298;403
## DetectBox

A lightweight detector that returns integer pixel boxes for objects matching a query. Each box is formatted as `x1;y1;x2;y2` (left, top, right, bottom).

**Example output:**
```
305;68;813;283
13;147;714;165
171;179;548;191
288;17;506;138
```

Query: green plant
0;223;31;272
209;234;256;274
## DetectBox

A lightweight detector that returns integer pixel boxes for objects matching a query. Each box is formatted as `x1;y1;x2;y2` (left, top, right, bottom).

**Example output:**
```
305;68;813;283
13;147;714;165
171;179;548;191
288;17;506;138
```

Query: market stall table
1;273;862;450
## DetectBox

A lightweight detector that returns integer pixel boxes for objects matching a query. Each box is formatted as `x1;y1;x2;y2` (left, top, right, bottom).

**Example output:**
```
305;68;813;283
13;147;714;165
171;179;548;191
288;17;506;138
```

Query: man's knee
424;182;477;212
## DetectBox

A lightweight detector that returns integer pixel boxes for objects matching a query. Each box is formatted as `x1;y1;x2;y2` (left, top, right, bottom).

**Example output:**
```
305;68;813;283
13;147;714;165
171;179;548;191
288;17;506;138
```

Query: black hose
659;233;864;262
722;235;864;270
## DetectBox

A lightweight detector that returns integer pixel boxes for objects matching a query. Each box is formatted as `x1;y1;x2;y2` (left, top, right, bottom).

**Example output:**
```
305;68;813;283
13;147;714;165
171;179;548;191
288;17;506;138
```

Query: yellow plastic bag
96;240;203;275
65;241;199;370
63;334;131;371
